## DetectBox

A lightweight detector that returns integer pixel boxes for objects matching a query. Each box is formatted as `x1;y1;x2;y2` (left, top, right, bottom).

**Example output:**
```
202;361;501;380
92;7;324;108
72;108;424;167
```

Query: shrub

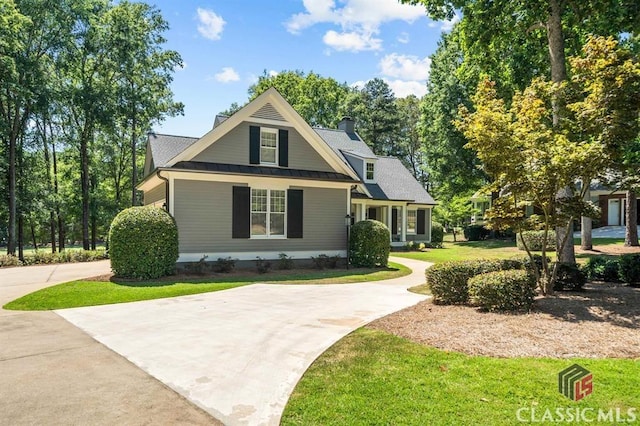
212;257;236;273
583;256;620;282
618;254;640;285
425;259;518;305
108;206;179;280
468;269;537;312
431;221;444;243
516;230;556;251
277;253;294;270
255;257;271;274
0;254;22;267
312;254;340;269
349;220;390;268
553;262;587;291
464;224;490;241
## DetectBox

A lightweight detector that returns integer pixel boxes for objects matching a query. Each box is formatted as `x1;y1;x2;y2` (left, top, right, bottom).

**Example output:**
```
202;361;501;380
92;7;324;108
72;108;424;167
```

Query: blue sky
149;0;458;137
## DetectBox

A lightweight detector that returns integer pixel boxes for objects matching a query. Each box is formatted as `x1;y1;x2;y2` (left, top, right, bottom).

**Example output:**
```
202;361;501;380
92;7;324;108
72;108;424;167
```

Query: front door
608;199;621;226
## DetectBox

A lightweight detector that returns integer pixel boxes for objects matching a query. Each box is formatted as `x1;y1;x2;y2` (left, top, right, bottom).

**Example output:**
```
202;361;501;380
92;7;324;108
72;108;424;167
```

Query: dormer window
365;162;375;182
260;128;278;165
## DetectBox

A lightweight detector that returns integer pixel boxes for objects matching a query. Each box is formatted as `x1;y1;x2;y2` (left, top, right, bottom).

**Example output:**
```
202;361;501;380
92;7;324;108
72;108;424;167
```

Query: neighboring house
470;183;640;227
138;88;435;262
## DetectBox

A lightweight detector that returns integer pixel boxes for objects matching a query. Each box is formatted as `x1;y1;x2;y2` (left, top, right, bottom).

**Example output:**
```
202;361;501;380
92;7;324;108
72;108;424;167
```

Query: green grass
282;328;640;426
3;262;409;311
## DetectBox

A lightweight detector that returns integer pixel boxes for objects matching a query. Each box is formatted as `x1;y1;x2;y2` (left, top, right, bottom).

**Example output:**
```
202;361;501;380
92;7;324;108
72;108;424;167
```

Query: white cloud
429;12;460;32
323;30;382;52
385;79;427;98
397;32;410;44
286;0;426;51
379;53;430;81
197;8;225;40
268;70;279;77
214;67;240;83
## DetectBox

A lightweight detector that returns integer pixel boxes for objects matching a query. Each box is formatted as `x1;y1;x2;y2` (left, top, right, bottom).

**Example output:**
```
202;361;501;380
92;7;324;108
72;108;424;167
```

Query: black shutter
232;186;250;238
249;126;260;164
287;189;303;238
279;129;288;167
417;209;426;235
368;207;377;221
392;208;398;235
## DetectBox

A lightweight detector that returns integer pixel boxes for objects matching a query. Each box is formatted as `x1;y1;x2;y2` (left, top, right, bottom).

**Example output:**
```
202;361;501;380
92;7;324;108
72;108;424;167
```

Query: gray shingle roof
148;133;199;168
314;128;376;160
367;157;436;204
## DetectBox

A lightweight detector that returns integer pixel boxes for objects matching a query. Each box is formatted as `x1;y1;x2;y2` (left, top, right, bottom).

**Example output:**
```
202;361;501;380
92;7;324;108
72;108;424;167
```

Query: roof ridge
148;132;200;140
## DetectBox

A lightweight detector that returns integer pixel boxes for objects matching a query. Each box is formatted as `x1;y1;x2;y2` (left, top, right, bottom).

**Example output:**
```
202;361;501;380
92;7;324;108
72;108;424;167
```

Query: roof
367;157;436;204
314;128;377;162
148;133;199;167
170;161;358;183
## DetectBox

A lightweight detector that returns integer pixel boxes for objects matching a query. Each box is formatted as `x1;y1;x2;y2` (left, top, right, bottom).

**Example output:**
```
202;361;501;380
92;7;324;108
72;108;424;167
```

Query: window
407;210;417;234
251;189;285;237
366;162;375;181
260;128;278;164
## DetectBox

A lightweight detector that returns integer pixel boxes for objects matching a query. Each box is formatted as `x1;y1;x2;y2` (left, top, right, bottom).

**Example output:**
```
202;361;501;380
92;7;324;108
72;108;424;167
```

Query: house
138;88;435;263
470;183;640;227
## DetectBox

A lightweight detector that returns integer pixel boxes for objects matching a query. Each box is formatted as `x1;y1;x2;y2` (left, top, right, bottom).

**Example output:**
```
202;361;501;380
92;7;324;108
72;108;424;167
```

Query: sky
148;0;459;137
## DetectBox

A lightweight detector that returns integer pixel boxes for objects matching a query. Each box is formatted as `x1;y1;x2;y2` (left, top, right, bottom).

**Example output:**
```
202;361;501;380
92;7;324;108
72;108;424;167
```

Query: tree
395;95;427;183
433;194;476;242
248;70;349;128
404;0;640;263
458;77;608;294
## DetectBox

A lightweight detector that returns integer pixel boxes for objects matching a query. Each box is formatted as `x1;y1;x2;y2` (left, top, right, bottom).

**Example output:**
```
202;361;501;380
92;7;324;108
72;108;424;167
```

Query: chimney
338;116;355;133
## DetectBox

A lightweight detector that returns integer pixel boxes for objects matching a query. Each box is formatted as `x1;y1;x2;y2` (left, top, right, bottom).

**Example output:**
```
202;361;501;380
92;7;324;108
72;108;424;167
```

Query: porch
350;200;432;246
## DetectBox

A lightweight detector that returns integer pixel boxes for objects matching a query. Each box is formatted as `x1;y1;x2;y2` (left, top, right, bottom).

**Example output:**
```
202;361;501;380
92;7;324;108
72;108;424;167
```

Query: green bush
618;254;640;285
349;220;390;267
0;254;22;267
255;257;271;274
212;257;236;273
553;262;587;291
583;256;620;282
516;230;556;251
6;250;108;267
425;259;522;305
278;253;294;270
312;254;340;270
108;206;179;279
469;269;537;312
464;224;490;241
431;221;444;243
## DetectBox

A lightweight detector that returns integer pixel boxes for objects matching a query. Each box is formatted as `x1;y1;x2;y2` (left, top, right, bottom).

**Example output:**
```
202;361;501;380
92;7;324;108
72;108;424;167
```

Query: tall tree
396;95;427;183
248;70;349;128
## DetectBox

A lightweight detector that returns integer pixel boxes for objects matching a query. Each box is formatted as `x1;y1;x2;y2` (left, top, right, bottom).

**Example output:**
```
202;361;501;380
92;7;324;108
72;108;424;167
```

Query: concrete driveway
57;256;430;426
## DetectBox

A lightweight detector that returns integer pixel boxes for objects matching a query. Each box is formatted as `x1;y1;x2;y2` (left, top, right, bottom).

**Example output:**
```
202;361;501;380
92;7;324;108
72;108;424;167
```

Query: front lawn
3;262;410;310
282;328;640;425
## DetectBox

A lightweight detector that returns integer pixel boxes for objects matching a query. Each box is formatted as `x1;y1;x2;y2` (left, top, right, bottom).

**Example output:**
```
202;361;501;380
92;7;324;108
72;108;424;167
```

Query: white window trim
260;127;279;166
251;188;287;239
407;209;417;235
365;161;375;182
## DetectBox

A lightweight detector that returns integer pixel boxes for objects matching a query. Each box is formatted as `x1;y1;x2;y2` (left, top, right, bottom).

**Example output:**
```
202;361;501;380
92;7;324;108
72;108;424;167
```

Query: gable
166;88;359;181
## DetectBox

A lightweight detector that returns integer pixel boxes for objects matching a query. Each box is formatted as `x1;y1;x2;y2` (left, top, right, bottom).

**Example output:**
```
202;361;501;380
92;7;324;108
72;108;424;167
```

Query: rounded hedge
431;221;444;243
349;219;390;267
468;269;537;312
108;206;179;279
516;230;556;251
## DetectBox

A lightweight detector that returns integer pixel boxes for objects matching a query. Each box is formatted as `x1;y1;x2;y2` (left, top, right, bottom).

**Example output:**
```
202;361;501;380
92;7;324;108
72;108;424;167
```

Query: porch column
360;203;366;221
387;205;392;242
401;205;407;242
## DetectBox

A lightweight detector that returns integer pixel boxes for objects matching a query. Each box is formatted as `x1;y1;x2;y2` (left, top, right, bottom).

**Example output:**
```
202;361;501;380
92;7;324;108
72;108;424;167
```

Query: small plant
0;254;22;267
255;256;271;274
553;262;587;291
618;253;640;285
583;256;620;282
516;230;556;251
463;224;490;241
349;220;390;267
312;254;341;270
431;221;444;243
418;242;426;250
212;257;236;273
278;253;294;270
468;269;537;311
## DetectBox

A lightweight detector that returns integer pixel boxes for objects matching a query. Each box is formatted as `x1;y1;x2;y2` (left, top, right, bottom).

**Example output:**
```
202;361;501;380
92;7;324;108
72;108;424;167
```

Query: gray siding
250;103;285;121
144;183;166;206
344;154;364;179
407;208;432;242
174;179;347;254
192;121;334;172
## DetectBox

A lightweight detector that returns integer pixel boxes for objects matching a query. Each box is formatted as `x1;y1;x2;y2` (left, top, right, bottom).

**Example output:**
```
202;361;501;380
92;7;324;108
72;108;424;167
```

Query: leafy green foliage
212;257;236;273
425;259;523;305
516;231;557;251
553;262;586;291
463;224;489;241
311;254;340;270
255;257;271;274
277;253;294;270
582;256;621;282
618;254;640;285
430;221;444;243
433;194;477;241
108;206;178;279
468;269;536;311
349;220;390;268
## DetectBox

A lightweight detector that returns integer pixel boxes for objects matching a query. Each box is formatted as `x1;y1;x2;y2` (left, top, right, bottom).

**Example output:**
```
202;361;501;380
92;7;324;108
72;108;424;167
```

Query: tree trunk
41;118;56;253
625;189;639;246
18;214;24;261
8;134;17;256
81;130;90;250
581;184;592;250
30;222;38;251
91;214;97;250
52;134;64;251
547;0;576;264
131;101;137;206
